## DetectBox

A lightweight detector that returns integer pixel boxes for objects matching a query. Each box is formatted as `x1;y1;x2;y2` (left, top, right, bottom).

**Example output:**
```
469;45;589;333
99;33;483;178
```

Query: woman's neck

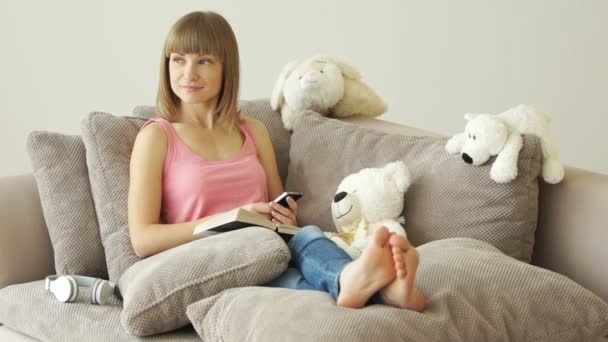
176;102;220;129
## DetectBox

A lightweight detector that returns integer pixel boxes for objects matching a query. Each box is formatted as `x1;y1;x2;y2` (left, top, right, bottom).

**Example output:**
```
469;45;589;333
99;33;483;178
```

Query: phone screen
274;192;303;207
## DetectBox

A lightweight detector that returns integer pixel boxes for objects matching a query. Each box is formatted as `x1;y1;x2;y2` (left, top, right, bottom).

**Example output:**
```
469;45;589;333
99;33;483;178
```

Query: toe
372;226;391;247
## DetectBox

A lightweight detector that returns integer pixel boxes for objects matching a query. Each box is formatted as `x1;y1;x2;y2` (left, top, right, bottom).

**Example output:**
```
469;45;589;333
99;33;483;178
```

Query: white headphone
45;275;115;305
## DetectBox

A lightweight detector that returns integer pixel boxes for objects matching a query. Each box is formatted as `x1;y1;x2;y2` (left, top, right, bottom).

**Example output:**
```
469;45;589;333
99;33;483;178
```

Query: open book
193;208;300;240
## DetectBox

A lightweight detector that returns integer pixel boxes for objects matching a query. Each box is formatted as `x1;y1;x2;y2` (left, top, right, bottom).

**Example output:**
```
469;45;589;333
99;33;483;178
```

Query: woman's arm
246;117;298;226
245;117;284;200
128;123;202;258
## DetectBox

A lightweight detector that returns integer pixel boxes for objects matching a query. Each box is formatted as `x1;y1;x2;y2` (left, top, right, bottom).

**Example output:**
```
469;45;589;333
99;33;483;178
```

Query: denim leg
264;225;385;305
264;267;315;291
287;225;352;300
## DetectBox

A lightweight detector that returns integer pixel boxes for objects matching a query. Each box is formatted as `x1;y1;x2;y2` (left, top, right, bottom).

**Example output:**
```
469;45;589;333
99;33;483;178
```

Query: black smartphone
273;191;303;207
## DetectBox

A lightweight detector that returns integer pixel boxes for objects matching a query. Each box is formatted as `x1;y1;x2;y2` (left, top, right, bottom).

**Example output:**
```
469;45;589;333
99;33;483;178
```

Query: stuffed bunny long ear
333;59;361;80
331;78;387;117
270;60;299;111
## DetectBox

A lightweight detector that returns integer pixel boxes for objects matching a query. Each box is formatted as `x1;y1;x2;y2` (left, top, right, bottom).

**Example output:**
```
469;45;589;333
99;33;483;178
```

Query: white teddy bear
445;104;564;184
270;55;387;130
324;161;411;259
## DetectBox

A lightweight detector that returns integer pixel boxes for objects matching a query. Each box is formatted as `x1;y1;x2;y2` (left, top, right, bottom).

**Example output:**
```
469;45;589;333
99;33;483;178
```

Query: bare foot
380;234;426;312
336;227;396;308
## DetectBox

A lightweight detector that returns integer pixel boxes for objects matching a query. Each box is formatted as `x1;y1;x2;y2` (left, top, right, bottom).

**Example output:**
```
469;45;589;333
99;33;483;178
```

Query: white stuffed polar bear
270;55;386;130
445;104;564;184
324;161;411;259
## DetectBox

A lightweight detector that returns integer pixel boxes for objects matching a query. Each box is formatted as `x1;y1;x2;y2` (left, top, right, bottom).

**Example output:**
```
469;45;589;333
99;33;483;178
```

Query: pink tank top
141;117;269;224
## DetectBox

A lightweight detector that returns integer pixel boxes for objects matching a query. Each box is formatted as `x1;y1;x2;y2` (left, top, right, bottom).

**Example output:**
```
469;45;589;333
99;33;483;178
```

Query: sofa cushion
26;132;107;278
0;280;199;341
81;113;148;283
132;98;291;185
120;228;290;336
186;238;608;341
286;112;542;262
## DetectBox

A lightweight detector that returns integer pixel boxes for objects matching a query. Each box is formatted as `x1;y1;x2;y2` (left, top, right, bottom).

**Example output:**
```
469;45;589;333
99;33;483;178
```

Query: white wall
1;0;607;177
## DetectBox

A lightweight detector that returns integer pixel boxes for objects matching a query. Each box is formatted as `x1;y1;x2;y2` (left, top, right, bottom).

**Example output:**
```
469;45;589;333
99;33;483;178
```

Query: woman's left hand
269;196;298;226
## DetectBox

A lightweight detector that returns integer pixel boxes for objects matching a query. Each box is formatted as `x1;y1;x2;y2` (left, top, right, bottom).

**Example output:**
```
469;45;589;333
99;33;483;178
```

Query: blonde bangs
157;11;240;131
163;14;223;61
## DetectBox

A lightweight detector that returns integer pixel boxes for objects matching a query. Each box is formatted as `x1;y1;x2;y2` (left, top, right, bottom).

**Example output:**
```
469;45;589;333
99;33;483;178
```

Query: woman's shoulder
240;115;268;135
133;119;169;153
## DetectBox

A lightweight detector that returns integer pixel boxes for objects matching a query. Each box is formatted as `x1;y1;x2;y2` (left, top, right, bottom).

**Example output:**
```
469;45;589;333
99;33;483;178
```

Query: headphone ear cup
91;279;101;304
91;279;114;305
50;275;78;302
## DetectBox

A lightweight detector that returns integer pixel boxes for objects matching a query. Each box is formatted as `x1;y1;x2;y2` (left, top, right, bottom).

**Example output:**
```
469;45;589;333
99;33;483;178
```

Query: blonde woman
128;11;424;311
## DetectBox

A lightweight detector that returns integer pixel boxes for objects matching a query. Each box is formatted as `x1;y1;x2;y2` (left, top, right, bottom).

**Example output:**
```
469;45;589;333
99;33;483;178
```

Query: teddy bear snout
462;153;473;164
334;191;347;203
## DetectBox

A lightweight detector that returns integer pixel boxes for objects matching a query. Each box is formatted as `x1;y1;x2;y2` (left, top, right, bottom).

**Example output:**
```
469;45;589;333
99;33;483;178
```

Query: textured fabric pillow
26;132;107;278
132;98;291;184
186;238;608;341
119;228;290;336
81;113;148;283
286;112;542;262
0;281;199;341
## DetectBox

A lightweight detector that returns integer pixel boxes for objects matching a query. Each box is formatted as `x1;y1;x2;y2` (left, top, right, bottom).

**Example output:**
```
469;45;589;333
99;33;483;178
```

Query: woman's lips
182;85;203;92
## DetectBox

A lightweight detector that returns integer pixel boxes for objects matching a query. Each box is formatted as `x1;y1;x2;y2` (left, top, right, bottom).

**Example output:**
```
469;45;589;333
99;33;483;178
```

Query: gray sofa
1;99;607;341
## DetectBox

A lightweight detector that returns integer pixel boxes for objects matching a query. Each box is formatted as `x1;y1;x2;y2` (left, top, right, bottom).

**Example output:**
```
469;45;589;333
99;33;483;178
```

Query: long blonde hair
157;11;240;130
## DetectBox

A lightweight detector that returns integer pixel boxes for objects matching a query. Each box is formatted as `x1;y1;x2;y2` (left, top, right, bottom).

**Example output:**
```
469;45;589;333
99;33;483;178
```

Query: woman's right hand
241;202;273;220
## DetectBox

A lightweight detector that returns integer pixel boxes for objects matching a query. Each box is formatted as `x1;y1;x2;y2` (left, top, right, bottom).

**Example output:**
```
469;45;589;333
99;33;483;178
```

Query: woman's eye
171;57;183;63
199;59;211;65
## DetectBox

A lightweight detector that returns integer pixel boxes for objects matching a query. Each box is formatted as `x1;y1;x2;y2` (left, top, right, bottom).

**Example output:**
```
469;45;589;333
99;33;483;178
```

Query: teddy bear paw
542;159;565;184
490;162;518;183
445;137;462;155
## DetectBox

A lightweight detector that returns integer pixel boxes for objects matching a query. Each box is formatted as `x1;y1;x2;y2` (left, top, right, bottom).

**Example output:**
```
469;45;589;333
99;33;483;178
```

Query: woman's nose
184;63;199;81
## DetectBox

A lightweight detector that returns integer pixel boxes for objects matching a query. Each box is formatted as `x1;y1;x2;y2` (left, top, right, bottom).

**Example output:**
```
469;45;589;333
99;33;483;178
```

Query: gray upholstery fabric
0;281;199;341
120;228;290;336
26;132;107;278
186;238;608;342
81;113;148;283
287;112;542;262
132;98;291;185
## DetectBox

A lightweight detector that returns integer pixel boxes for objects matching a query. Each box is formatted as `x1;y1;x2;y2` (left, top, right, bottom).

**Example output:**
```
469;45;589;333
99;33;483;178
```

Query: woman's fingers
269;200;296;225
286;196;298;215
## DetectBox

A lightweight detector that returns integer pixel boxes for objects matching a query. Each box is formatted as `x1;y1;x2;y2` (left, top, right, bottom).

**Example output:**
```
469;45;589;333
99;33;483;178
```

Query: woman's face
168;53;223;106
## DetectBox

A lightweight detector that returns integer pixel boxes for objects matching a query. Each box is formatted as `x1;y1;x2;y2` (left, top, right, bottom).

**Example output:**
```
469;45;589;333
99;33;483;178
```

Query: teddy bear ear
464;113;479;121
383;161;411;192
270;59;300;111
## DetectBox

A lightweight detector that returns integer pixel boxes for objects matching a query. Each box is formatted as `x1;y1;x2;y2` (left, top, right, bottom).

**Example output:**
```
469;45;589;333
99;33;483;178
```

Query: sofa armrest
533;166;608;302
0;174;55;289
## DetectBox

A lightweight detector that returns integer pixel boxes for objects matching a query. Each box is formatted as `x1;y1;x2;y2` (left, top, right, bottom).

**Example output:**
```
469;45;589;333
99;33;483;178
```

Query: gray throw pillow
0;281;199;341
120;228;290;336
286;111;542;262
186;238;608;342
26;132;107;278
80;113;148;283
132;98;291;185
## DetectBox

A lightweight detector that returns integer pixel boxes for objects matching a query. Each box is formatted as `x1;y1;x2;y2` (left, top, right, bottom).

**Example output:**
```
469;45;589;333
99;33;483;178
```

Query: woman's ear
270;60;300;111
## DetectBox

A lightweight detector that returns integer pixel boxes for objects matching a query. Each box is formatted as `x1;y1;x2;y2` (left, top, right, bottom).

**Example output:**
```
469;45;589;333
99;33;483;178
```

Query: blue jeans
265;225;383;305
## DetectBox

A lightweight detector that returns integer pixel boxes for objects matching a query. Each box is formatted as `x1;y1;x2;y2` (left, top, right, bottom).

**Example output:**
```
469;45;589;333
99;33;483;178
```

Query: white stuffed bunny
325;161;411;259
445;104;564;184
270;55;387;130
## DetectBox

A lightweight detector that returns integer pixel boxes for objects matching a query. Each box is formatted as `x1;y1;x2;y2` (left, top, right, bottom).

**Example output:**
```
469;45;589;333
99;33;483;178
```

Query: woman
127;11;424;311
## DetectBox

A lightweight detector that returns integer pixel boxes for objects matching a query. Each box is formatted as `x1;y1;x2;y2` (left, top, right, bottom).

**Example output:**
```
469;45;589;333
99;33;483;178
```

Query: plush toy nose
462;153;473;164
333;191;347;203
